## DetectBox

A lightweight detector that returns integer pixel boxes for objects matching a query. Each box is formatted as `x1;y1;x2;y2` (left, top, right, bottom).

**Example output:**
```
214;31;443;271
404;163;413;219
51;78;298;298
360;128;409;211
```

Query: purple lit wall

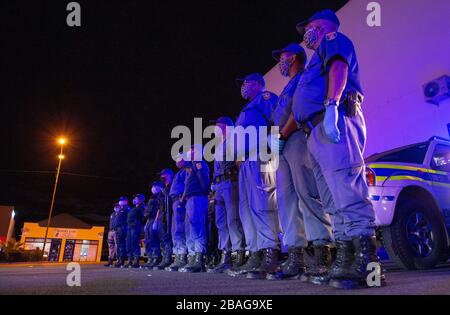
265;0;450;156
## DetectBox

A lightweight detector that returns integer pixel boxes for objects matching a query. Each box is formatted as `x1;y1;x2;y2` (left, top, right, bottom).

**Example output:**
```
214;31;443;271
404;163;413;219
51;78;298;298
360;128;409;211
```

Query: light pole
42;138;66;260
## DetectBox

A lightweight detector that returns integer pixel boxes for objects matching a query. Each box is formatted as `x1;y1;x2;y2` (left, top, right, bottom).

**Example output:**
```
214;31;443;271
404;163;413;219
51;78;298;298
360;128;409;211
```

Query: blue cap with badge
296;9;340;35
235;73;265;88
272;43;307;62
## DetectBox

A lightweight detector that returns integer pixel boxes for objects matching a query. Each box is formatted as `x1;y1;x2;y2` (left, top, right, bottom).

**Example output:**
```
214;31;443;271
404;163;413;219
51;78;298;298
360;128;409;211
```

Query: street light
42;137;66;259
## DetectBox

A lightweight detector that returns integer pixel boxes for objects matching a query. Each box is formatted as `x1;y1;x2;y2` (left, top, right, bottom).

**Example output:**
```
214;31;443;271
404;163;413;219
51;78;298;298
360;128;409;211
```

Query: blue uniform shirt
235;91;278;159
184;161;211;197
170;169;186;197
292;32;363;123
127;204;144;228
213;139;236;178
271;72;302;127
110;206;129;230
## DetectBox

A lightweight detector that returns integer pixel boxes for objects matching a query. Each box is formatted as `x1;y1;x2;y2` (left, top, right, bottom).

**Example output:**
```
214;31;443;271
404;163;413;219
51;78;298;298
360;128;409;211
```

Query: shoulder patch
263;92;271;100
196;162;203;170
326;32;337;41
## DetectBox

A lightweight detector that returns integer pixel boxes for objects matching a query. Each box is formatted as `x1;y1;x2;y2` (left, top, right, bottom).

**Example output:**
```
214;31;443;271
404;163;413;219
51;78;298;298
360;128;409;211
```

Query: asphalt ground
0;261;449;295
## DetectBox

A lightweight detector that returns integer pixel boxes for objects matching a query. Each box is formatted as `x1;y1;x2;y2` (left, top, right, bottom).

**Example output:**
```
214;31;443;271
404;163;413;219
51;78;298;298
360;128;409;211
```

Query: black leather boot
114;258;125;268
227;251;263;277
322;240;355;282
104;259;114;267
233;250;246;269
130;257;140;269
166;254;188;272
247;248;280;280
154;251;173;270
278;247;305;280
208;251;232;273
329;236;386;289
182;252;205;273
124;257;134;268
300;245;332;285
178;254;195;272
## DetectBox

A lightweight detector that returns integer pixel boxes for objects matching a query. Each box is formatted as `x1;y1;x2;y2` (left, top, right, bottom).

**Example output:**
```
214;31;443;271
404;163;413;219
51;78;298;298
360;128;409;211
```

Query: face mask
278;58;292;77
151;187;161;195
241;82;259;100
118;200;127;206
304;26;321;50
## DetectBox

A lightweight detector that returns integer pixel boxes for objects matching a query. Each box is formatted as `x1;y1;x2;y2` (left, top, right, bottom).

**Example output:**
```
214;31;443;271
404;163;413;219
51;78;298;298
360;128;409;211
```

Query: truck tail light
366;167;376;186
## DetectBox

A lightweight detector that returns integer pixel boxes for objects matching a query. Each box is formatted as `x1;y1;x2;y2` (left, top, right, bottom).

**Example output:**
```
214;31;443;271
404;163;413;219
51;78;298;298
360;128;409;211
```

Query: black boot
114;258;125;268
130;257;140;269
208;251;232;273
300;245;332;285
278;247;305;280
181;253;204;273
178;254;195;272
226;251;263;277
143;255;158;269
329;236;386;289
247;248;280;280
124;257;134;268
166;254;188;272
104;259;114;267
232;250;246;269
154;252;173;270
321;240;355;283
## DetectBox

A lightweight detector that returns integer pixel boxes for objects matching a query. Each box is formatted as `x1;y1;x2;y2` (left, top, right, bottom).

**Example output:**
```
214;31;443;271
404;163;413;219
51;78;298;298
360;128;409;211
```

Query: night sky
0;0;347;227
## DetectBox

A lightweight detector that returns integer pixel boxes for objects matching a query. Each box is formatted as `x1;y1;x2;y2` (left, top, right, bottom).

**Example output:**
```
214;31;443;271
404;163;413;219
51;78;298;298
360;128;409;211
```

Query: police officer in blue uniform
269;43;333;279
166;156;189;271
125;194;145;268
112;197;130;268
226;73;280;279
153;169;174;270
143;181;164;269
208;117;246;273
178;145;211;273
293;9;384;289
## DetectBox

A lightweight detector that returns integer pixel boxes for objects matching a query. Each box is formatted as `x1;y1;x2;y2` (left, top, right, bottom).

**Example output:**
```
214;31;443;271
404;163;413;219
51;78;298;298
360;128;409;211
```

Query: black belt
298;110;325;136
214;168;238;184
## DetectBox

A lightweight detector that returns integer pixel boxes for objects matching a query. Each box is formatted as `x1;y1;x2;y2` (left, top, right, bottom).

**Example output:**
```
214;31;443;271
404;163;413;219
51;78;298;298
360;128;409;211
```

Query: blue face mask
240;81;260;100
278;57;294;77
303;26;321;49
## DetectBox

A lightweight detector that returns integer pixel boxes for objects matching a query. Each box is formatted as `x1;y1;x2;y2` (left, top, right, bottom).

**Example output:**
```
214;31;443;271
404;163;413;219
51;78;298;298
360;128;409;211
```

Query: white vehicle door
429;144;450;218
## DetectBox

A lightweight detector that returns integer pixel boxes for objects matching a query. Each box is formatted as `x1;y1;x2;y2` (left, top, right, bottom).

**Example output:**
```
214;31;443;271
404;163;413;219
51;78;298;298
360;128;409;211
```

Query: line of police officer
105;9;385;290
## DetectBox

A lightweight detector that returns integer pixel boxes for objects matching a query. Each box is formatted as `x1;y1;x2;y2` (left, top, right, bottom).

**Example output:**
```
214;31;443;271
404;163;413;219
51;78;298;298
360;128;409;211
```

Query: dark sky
0;0;347;225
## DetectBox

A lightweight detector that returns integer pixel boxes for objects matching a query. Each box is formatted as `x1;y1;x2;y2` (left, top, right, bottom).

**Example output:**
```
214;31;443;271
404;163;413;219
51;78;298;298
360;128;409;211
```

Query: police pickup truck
365;136;450;270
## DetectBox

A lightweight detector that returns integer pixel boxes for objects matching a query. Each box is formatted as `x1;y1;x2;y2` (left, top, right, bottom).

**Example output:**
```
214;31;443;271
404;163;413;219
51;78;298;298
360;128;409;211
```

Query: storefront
20;213;104;262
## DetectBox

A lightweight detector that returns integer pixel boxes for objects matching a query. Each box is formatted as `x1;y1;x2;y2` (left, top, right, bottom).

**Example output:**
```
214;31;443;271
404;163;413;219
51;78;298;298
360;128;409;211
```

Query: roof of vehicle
365;136;450;164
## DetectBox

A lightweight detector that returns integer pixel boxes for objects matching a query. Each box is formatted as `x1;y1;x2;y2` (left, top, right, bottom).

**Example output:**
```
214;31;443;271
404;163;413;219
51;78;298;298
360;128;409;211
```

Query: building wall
265;0;450;156
0;206;14;242
20;222;104;262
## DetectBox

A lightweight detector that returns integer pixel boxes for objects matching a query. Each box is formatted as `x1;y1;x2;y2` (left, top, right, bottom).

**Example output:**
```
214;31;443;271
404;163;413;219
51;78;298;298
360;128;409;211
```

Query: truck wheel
382;198;447;270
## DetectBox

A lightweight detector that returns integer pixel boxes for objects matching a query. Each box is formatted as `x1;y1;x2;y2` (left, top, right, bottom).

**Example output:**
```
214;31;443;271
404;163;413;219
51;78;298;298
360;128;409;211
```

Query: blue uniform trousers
171;199;187;255
144;219;160;258
276;130;333;248
214;180;245;252
185;195;209;254
307;110;376;240
238;160;280;251
126;225;142;260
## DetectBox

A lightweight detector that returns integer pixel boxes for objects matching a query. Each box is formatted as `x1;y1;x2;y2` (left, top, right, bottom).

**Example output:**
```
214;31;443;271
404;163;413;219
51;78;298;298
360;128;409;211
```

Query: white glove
323;105;341;143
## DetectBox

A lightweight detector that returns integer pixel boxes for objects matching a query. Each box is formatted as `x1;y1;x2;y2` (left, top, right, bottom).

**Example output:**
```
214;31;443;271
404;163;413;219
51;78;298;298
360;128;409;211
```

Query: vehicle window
365;143;429;164
431;144;450;172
